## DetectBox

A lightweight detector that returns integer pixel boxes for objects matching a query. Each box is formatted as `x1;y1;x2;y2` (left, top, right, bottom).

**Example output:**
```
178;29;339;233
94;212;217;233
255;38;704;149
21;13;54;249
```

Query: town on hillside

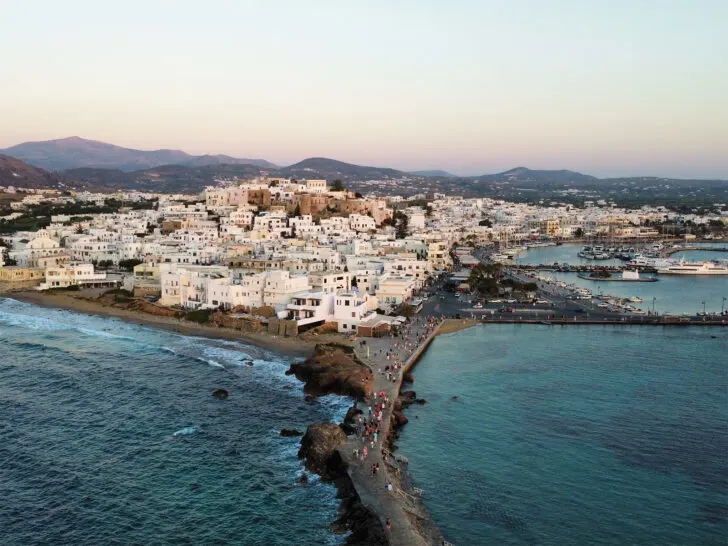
1;176;727;333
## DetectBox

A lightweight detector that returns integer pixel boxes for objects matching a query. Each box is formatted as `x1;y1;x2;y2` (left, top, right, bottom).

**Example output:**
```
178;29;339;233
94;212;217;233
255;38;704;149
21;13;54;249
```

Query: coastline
2;288;317;358
1;288;444;544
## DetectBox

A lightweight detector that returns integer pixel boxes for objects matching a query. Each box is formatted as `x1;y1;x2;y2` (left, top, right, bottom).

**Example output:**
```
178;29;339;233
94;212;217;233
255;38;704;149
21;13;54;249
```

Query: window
351;312;356;318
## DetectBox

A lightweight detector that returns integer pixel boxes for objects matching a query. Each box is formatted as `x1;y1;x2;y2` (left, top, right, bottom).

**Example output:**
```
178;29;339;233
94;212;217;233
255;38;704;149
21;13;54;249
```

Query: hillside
0;136;276;171
2;150;725;208
280;157;412;180
481;167;599;183
0;154;64;189
409;170;455;177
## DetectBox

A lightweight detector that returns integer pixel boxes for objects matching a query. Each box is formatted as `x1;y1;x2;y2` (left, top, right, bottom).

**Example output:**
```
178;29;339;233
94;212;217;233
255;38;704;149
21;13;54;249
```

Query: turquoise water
515;245;728;315
0;298;349;545
398;325;728;545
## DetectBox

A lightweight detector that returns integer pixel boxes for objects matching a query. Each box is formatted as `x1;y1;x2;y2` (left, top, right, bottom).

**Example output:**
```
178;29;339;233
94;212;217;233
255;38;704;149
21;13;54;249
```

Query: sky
1;0;726;178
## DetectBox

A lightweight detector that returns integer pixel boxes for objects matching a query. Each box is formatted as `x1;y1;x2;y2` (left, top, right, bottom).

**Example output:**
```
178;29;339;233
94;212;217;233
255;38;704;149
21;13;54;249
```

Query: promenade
339;316;445;546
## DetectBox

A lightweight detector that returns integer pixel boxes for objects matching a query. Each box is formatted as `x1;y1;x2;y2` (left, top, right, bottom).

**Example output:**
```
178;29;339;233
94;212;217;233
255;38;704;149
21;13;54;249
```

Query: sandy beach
2;288;320;358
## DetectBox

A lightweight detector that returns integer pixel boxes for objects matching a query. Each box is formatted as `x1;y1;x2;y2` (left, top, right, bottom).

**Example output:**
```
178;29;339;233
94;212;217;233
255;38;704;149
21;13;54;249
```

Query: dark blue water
398;324;728;545
0;298;349;545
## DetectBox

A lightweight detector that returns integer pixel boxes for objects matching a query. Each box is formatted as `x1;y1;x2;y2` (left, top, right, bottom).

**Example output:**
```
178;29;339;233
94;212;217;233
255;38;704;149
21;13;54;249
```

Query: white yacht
656;261;728;275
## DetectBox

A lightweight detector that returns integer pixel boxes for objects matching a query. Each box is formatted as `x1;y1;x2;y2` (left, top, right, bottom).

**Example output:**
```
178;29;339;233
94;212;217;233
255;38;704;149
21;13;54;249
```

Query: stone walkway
339;317;443;546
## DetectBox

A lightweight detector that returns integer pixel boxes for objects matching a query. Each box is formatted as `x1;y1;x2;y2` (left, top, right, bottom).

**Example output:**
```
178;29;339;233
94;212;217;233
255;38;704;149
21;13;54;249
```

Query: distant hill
1;149;725;208
408;170;455;177
477;167;599;183
280;157;411;180
0;154;64;189
0;136;277;171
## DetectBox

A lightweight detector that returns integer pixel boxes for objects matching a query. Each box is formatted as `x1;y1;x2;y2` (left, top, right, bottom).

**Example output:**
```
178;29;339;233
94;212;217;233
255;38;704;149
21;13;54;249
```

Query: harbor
467;243;728;318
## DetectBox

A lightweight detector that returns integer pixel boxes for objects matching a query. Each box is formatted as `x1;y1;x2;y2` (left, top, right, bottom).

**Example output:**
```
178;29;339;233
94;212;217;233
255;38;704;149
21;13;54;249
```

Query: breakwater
476;315;727;326
512;263;655;273
338;320;447;545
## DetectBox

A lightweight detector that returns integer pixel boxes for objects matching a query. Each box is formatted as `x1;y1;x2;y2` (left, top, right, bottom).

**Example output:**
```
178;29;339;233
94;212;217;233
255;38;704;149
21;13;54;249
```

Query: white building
334;291;372;333
39;263;113;290
284;291;335;328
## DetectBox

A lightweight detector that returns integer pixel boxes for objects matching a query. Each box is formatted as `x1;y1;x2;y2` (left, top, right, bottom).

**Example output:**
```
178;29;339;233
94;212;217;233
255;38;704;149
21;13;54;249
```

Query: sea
0;297;350;546
397;243;728;545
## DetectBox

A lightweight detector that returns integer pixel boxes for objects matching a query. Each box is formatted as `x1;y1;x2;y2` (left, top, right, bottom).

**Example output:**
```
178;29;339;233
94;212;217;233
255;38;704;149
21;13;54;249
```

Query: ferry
657;261;728;275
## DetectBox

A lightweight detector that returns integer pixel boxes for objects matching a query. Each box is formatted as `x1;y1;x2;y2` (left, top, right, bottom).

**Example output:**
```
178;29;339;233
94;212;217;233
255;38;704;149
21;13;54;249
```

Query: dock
341;320;446;546
662;246;728;256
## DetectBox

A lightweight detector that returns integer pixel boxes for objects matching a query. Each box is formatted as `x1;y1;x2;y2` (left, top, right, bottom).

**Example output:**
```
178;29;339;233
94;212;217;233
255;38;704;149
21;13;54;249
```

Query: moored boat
656;261;728;275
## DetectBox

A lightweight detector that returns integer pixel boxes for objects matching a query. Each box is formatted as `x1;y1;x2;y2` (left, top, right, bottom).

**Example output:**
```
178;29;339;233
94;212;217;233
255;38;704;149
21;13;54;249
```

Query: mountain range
0;136;277;171
0;137;725;207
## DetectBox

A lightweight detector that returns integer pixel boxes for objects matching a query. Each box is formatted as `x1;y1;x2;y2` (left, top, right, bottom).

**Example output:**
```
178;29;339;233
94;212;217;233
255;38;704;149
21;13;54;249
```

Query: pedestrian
386;519;391;532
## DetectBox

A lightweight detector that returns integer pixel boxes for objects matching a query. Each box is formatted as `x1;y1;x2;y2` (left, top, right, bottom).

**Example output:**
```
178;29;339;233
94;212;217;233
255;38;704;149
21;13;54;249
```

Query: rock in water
280;428;303;437
286;345;374;399
212;388;228;400
404;372;415;383
298;423;347;478
400;390;416;401
392;411;409;426
343;406;363;425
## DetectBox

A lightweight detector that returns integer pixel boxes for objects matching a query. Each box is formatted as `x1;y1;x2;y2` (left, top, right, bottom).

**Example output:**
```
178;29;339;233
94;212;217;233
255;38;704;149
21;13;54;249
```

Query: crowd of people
348;313;443;537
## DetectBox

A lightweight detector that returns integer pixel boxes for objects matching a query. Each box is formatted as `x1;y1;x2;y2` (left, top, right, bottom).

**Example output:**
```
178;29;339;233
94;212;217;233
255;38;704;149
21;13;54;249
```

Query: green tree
393;211;409;239
330;179;346;192
468;262;503;296
118;258;144;272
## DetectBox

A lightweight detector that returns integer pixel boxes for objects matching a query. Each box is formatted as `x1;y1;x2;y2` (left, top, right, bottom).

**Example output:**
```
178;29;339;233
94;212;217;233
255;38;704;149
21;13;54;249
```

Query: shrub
185;309;213;324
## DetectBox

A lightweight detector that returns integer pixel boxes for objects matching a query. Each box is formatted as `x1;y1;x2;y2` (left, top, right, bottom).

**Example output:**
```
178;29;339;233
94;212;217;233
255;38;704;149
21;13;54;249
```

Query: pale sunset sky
1;0;726;178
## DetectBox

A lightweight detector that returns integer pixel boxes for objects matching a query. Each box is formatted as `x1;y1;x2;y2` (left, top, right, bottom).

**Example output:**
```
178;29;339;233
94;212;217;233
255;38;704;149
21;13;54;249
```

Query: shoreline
2;288;317;358
0;288;431;544
0;290;456;546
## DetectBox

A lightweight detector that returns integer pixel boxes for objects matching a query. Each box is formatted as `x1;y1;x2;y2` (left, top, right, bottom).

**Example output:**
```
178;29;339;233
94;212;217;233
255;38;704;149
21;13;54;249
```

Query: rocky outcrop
130;299;178;317
298;423;388;545
298;423;348;478
280;428;303;437
340;405;364;435
211;388;228;400
287;345;374;399
392;410;408;426
400;390;416;401
209;312;266;333
403;372;414;383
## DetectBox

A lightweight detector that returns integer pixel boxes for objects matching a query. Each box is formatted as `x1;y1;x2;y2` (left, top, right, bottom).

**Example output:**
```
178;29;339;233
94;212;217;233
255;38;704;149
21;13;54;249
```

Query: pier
661;245;728;256
340;320;446;546
511;264;655;273
475;315;727;326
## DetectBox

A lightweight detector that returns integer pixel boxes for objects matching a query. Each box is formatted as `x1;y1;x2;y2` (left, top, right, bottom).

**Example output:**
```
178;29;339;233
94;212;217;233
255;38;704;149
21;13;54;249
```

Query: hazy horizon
2;1;726;179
